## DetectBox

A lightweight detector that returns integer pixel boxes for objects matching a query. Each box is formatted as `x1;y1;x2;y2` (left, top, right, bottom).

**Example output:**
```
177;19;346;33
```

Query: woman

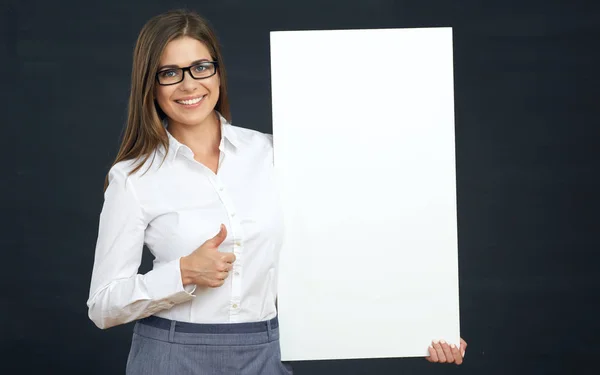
86;9;466;374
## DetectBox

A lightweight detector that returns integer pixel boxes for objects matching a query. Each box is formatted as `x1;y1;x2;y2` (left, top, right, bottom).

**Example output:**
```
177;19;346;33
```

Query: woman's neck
167;111;221;156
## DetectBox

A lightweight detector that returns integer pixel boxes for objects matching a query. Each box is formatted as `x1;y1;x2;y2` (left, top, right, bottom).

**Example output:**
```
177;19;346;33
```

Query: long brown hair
105;9;230;190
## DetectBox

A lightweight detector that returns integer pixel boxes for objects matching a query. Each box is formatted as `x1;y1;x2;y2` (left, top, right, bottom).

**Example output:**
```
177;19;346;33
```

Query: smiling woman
86;9;292;375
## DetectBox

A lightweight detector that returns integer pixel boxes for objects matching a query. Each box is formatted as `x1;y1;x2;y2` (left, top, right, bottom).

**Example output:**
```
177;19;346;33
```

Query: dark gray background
2;0;599;374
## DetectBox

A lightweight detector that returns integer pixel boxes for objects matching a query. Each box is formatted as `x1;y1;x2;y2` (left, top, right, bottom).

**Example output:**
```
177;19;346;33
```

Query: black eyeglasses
156;61;219;86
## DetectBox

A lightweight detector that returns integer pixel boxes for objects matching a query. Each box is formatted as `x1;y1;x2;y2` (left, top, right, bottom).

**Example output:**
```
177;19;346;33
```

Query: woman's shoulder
108;153;162;183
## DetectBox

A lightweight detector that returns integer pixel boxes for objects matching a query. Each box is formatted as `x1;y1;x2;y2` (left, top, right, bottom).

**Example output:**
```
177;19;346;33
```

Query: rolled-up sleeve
86;164;195;329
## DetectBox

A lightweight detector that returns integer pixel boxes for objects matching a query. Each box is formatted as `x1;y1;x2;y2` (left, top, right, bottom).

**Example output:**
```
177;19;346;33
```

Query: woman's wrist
180;256;194;286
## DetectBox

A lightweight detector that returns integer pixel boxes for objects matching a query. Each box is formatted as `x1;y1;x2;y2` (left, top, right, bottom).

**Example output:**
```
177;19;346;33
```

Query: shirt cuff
144;257;196;307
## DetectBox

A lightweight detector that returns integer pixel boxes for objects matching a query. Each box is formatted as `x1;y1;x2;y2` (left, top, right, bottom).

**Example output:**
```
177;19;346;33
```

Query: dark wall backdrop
2;0;599;374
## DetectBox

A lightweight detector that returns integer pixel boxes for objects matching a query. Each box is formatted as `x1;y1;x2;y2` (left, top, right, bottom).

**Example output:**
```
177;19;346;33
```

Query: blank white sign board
270;27;460;361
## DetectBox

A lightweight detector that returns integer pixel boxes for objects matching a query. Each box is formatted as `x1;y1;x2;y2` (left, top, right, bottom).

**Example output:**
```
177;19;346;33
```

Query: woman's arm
86;164;195;329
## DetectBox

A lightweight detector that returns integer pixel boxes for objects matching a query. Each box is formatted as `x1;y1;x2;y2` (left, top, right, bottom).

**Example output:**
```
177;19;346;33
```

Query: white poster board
270;27;460;361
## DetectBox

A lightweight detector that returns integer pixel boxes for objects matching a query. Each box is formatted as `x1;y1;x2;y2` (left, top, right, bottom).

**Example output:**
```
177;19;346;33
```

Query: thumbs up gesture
180;224;236;288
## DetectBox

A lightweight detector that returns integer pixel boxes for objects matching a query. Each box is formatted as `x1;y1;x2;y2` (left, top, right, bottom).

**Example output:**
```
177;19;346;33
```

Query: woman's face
155;36;220;129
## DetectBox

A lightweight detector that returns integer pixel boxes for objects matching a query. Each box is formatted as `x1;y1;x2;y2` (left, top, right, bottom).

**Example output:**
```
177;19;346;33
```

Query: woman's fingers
460;338;468;358
426;345;438;362
440;340;454;363
428;338;467;365
432;340;447;362
451;344;463;365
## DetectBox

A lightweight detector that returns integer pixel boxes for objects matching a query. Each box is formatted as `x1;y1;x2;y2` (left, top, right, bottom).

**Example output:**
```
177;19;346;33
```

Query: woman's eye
193;64;208;72
160;69;178;78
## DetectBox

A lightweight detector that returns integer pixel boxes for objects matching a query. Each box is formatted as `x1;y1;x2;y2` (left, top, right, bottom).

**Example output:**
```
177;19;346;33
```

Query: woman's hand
425;338;467;365
180;224;236;288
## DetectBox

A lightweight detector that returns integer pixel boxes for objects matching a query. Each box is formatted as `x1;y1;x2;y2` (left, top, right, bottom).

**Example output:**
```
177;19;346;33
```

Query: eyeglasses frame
155;61;219;86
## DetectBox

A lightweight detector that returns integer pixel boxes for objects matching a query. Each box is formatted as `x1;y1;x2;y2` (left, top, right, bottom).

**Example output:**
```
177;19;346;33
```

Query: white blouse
87;115;284;329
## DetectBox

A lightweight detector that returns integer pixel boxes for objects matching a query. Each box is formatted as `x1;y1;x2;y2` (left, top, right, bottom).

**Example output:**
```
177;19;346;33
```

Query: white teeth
177;96;204;105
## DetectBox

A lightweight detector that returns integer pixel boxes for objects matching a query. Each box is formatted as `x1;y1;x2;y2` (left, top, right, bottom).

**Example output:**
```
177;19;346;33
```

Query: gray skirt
126;315;293;375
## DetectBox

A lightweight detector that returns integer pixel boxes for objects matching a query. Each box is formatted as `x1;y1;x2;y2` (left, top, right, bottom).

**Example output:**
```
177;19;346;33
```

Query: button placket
209;175;245;321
